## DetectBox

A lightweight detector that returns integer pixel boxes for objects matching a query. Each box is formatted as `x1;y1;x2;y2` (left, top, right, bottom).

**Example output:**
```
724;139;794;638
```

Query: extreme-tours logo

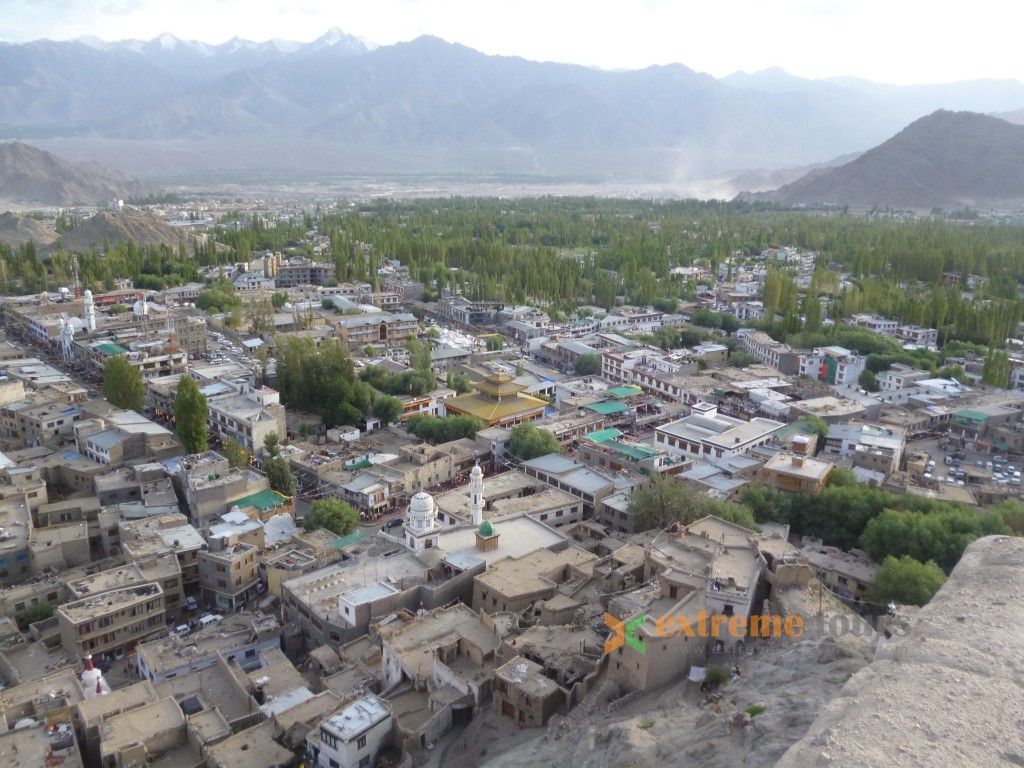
604;611;649;655
602;609;902;655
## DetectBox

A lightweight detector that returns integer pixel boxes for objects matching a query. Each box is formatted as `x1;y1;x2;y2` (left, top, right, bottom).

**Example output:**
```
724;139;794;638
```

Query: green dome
478;520;495;536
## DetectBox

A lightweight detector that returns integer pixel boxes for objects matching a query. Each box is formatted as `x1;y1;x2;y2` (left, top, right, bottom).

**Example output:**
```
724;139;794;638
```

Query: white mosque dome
133;299;148;315
68;317;85;330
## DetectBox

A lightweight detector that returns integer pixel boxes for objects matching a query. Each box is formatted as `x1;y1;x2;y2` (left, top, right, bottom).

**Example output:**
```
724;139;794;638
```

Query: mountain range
0;141;158;205
4;31;1024;184
738;110;1024;209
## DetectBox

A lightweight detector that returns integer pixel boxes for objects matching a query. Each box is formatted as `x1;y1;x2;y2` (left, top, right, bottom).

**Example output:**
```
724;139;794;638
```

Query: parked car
173;624;190;638
185;596;198;612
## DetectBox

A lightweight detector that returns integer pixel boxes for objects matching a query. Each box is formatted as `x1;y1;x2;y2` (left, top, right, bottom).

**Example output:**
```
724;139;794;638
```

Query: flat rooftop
438;516;568;566
322;694;390;741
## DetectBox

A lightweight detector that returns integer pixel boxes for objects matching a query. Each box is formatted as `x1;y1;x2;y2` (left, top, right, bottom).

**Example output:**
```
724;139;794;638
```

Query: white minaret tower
83;289;96;332
469;464;485;527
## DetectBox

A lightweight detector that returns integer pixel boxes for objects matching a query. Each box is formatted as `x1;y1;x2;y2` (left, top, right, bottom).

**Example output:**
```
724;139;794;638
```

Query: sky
1;0;1021;86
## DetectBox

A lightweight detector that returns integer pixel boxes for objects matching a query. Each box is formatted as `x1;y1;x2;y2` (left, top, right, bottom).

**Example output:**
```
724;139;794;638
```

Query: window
359;757;370;768
357;735;367;749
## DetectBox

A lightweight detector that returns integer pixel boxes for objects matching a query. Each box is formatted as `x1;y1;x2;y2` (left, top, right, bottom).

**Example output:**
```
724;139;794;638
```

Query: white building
308;695;392;768
654;402;783;463
798;346;866;386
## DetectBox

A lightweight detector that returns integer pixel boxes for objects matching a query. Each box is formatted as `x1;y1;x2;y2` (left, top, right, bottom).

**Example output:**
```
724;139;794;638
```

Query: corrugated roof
586;401;627;415
607;386;643;398
586;428;624;444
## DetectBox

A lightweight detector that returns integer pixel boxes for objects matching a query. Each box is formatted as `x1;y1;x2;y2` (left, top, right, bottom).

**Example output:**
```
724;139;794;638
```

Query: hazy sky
1;0;1020;86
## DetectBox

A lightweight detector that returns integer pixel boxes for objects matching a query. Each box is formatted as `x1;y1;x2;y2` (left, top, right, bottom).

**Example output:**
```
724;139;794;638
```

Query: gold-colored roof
444;393;546;425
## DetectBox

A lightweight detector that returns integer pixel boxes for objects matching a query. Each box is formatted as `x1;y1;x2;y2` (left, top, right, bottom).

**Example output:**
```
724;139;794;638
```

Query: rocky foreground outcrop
777;535;1024;767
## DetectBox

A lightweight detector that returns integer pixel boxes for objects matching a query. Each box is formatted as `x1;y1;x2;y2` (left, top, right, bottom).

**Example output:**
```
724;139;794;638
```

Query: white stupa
405;491;441;552
80;655;111;699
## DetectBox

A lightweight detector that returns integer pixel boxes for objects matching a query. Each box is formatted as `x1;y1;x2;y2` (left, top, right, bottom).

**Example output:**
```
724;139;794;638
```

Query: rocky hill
0;211;59;248
741;110;1024;209
459;581;877;768
0;142;158;205
45;210;183;255
777;535;1024;767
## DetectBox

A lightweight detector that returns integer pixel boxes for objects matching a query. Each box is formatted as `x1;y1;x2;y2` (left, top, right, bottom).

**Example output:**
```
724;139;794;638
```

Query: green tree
174;376;209;454
222;437;251;469
108;303;128;315
508;423;565;461
629;474;757;532
263;430;280;457
22;602;53;626
446;372;473;394
406;415;484;444
303;498;359;535
867;555;947;607
374;395;403;425
573;354;603;376
405;336;433;373
264;455;296;496
102;355;146;411
859;369;878;392
245;295;275;335
271;291;289;309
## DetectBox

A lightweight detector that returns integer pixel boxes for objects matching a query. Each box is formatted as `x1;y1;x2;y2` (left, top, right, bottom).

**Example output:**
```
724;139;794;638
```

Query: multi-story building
335;313;419;348
895;324;938;348
822;423;905;477
443;372;547;428
206;385;287;457
273;258;336;288
799;539;878;601
57;582;165;661
307;695;392;768
654;402;783;464
8;400;84;446
758;452;834;494
798;346;866;386
438;296;504;326
174;314;208;355
119;513;206;596
179;452;271;528
741;331;799;374
198;538;260;612
876;364;932;392
850;314;898;336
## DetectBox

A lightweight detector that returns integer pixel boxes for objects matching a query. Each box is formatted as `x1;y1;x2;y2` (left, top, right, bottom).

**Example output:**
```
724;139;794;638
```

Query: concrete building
759;452;835;494
180;452;271;528
198;538;260;612
335;313;419;348
741;331;799;374
57;583;165;662
432;468;585;530
206;385;287;457
876;364;932;392
654;402;783;464
823;423;905;477
135;613;282;683
273;258;336;288
799;539;878;601
493;656;562;727
798;346;866;386
850;314;898;336
307;694;392;768
519;454;619;516
471;547;597;614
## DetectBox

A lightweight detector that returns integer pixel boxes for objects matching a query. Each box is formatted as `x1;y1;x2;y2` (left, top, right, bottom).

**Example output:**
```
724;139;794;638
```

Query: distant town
0;195;1021;768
